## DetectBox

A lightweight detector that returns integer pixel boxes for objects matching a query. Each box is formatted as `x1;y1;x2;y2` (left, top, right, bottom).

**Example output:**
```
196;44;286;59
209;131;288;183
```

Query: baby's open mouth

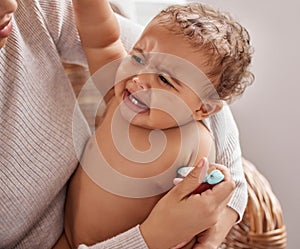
123;89;149;113
0;18;13;38
0;20;10;30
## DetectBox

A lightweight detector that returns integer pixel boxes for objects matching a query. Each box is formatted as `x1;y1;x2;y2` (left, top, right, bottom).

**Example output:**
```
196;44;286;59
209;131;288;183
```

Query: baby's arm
72;0;127;74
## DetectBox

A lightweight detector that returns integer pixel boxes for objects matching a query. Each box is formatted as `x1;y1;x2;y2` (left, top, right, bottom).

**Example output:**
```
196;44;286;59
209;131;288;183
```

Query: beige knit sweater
0;0;247;248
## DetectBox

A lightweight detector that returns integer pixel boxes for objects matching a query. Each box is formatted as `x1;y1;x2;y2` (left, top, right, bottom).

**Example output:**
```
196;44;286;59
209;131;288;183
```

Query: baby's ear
193;100;223;120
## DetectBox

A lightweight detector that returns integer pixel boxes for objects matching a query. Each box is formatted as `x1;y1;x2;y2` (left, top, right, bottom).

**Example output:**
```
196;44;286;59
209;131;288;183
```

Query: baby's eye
131;54;144;65
159;74;174;88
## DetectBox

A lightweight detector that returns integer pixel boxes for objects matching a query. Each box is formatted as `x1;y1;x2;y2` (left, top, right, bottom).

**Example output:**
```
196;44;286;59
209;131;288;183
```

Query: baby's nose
132;75;151;90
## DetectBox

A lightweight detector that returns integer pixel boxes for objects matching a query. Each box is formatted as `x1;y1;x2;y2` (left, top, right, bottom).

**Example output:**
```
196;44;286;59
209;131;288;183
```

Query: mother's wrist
139;222;155;249
139;222;168;249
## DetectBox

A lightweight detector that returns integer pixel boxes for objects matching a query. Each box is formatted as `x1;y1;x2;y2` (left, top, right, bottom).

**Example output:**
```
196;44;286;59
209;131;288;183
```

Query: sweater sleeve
37;0;87;66
209;104;248;222
37;0;143;66
78;225;148;249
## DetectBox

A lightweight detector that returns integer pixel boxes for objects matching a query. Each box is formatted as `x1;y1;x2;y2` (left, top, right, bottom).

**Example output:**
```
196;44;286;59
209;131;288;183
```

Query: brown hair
153;3;254;103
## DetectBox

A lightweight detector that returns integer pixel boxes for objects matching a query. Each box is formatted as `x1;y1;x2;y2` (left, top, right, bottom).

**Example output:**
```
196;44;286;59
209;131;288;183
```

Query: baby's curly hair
153;3;254;103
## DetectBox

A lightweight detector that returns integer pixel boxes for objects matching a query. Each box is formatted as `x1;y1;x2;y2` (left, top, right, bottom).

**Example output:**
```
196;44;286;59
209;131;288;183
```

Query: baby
60;1;254;248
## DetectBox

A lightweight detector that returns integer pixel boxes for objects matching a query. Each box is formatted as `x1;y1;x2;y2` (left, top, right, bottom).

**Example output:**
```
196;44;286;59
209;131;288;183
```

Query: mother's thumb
173;158;208;199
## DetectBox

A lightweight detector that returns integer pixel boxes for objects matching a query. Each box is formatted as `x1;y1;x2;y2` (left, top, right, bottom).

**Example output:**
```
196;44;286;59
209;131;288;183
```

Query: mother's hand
140;158;235;249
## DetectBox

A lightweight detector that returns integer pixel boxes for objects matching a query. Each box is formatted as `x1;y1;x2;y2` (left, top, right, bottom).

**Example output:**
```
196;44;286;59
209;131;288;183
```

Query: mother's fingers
208;163;232;181
202;177;235;208
171;158;209;200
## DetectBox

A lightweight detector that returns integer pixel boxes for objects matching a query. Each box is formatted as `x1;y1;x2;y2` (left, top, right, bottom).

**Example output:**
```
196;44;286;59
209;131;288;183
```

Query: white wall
202;2;300;249
113;1;300;247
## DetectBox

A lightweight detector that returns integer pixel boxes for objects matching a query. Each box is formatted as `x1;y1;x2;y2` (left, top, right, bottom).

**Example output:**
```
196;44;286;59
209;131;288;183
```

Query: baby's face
114;21;220;130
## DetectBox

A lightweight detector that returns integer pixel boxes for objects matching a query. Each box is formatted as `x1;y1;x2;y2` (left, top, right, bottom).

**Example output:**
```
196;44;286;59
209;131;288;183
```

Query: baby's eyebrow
132;47;149;62
132;47;145;56
131;49;183;87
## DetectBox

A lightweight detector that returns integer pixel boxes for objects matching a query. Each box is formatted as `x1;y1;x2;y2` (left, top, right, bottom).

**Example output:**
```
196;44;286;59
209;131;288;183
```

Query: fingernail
197;157;207;168
176;166;194;178
173;178;183;185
